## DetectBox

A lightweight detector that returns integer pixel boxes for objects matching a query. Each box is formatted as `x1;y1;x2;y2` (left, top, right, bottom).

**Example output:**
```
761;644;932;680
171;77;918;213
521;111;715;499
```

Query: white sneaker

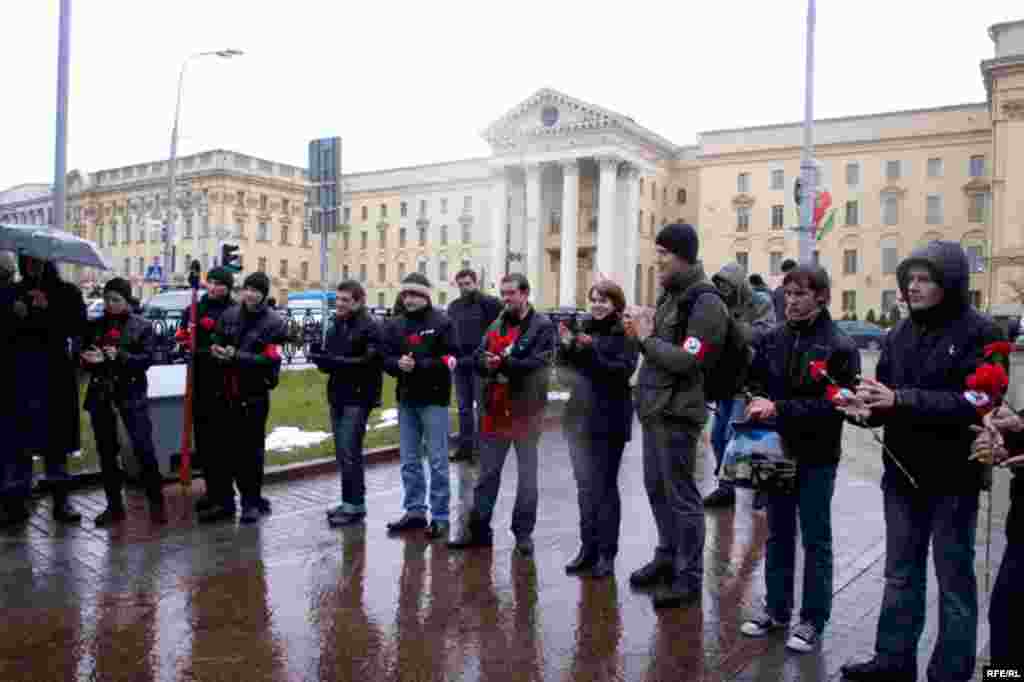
740;611;787;637
785;621;819;652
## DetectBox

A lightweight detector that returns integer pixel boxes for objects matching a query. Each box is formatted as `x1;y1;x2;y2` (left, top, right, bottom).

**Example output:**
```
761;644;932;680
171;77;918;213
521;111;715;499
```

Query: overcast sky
1;1;1020;192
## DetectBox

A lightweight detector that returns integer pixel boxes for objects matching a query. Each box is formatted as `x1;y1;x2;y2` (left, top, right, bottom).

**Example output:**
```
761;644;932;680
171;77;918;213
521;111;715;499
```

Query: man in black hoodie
841;241;1004;682
382;273;457;540
447;269;502;462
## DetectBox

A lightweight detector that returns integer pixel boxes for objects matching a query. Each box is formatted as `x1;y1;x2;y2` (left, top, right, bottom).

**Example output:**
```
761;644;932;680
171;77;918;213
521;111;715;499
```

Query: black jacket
557;315;639;440
872;241;1004;493
475;307;556;420
447;291;503;362
182;293;234;392
310;308;383;409
748;309;860;465
382;306;456;407
213;303;288;402
82;313;155;408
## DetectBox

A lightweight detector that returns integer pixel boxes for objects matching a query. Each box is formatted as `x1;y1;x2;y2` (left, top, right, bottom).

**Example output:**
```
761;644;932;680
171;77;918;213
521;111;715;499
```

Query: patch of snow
548;391;570;401
265;426;331;452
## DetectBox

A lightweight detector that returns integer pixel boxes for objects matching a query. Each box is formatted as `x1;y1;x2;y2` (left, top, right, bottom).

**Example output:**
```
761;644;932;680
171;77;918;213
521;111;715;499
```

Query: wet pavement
0;419;1010;681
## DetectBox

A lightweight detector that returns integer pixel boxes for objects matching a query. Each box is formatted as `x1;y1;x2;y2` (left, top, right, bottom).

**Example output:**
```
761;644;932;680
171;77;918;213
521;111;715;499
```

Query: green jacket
634;264;730;427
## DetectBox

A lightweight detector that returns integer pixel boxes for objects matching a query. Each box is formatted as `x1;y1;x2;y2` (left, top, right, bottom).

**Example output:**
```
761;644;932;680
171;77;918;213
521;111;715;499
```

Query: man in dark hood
842;241;1004;682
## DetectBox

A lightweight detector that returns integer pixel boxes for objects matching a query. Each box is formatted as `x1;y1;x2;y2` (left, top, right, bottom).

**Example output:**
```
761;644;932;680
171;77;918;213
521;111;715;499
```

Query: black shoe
629;558;674;587
425;520;450;540
652;578;701;609
197;504;236;524
94;507;127;528
328;511;366;528
514;536;534;556
448;523;493;549
194;495;215;513
52;501;82;524
565;547;599;575
840;658;917;682
1;501;30;527
703;486;736;508
386;514;427;533
588;555;615;579
240;506;261;524
258;497;272;515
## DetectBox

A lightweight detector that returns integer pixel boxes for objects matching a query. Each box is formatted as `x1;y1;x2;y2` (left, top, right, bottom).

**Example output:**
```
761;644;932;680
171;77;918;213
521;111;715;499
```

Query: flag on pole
811;190;836;242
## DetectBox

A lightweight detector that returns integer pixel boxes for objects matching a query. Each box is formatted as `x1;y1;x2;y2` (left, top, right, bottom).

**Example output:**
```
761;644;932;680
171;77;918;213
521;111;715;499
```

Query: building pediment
962;177;992;193
481;88;678;160
879;184;907;197
732;193;757;208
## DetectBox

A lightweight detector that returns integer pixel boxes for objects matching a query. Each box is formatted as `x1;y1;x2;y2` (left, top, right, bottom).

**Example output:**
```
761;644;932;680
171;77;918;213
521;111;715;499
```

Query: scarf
481;322;523;437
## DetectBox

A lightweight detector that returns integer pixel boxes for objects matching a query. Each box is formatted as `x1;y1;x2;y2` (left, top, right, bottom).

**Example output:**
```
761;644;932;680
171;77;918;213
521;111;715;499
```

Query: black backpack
675;283;753;402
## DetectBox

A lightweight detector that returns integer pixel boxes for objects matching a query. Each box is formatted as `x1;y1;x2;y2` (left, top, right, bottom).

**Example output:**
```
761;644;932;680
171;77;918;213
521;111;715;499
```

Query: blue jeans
454;367;482;452
875;488;979;682
472;432;541;538
568;430;626;557
764;463;838;631
710;398;744;483
398;405;450;522
330;404;371;514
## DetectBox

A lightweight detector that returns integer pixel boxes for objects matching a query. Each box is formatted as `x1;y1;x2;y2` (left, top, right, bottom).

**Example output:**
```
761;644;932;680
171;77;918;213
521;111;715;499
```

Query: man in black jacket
181;267;236;513
449;273;556;556
382;273;457;540
841;241;1004;682
740;265;860;653
447;268;502;462
309;280;382;528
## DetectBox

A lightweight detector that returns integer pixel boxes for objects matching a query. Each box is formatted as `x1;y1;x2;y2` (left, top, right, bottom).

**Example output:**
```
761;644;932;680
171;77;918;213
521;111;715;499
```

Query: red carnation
825;385;840;402
104;328;122;344
200;316;216;331
966;363;1009;397
175;328;190;343
809;360;828;382
407;334;422;346
262;344;282;362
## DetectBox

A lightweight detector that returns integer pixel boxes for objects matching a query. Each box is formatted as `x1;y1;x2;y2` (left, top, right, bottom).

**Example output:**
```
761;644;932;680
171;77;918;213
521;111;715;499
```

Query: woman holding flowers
81;277;166;526
739;264;860;653
841;241;1005;682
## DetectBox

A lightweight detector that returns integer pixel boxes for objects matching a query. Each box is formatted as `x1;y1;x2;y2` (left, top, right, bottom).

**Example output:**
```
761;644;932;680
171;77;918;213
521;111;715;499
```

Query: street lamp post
163;48;242;286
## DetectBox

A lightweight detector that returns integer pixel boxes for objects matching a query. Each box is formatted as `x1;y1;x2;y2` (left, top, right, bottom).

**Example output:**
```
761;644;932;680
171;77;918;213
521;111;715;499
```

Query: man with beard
10;255;86;523
447;269;502;462
841;241;1004;682
179;267;239;513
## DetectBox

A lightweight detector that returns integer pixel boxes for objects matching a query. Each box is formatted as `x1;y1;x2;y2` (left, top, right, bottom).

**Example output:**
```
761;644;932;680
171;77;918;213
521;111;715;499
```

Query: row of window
733;245;986;279
345;196;476;224
736;155;988;194
637;179;688;206
340;223;473;251
735;192;990;231
339;258;473;288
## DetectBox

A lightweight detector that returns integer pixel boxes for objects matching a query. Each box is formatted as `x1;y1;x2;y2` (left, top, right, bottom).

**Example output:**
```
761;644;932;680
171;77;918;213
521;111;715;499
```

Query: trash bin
120;364;186;479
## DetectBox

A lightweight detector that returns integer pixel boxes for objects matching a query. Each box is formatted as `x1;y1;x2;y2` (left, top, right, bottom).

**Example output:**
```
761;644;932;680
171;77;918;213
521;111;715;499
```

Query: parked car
836;320;886;351
141;288;208;324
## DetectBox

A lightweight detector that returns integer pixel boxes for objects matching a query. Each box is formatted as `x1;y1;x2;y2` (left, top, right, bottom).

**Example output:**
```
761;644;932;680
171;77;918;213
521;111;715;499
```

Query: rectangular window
737;206;751;232
736;251;749;271
882;290;899;315
650;213;655;233
280;225;290;245
462;259;471;272
257;222;269;242
359;264;367;282
770;169;784;190
279;260;288;277
737;173;751;193
440;225;448;246
439;260;448;282
418;260;427;275
138;257;145;275
361;206;368;221
342;230;350;251
969;193;989;223
258;257;267;273
771;205;784;229
845;200;859;226
927;158;944;178
343;264;350;280
843;249;858;275
260;194;268;211
441;198;448;214
812;250;821;267
378;227;386;249
378;263;386;282
966;245;986;273
419;199;427;216
770;252;783;275
360;231;368;250
380;203;388;218
652;182;657;200
281;199;290;214
400;202;408;217
886;160;901;181
462;223;471;243
124;258;131;276
846;162;860;187
970;155;986;178
882;247;899;275
400;228;407;247
926;195;943;225
842;291;857;314
343;207;351;224
301;262;309;280
398;262;406;280
418;226;426;246
882;193;899;226
463;196;472;211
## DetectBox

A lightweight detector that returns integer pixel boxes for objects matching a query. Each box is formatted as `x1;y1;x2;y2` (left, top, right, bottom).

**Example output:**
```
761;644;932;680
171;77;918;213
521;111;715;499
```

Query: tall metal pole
52;0;71;233
798;0;817;265
163;60;189;286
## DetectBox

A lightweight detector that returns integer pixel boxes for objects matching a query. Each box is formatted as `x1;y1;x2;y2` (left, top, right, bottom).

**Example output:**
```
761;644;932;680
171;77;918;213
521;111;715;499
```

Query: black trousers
989;480;1022;669
206;397;269;510
88;400;163;508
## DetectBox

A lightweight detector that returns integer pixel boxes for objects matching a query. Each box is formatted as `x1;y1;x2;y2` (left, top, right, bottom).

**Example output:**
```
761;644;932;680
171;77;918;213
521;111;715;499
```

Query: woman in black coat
557;280;639;578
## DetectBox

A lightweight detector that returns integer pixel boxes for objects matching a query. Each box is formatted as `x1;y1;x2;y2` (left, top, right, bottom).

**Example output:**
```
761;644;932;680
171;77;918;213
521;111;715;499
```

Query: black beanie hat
207;266;235;289
103;277;135;304
655;223;700;264
243;271;270;299
400;272;433;300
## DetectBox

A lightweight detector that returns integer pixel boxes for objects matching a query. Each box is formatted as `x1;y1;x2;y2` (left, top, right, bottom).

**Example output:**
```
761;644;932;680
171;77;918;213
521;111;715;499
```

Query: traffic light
221;243;241;273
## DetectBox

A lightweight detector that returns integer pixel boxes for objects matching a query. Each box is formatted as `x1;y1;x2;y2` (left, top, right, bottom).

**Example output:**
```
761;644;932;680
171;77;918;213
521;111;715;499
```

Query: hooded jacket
872;240;1004;493
712;262;777;346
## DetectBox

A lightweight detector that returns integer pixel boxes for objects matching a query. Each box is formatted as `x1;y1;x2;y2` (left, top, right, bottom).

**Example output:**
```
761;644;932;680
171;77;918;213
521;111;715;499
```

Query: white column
596;156;620;280
489;169;508;287
524;162;542;294
558;160;580;308
622;165;641;305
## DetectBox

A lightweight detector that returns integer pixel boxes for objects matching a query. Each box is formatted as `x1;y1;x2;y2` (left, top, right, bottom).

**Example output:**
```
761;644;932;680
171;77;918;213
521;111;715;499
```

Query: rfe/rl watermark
985;667;1023;679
